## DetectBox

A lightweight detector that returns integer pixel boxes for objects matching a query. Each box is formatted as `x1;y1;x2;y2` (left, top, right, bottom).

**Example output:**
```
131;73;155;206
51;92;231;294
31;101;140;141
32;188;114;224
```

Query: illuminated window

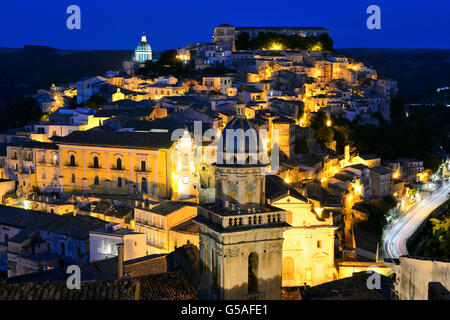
282;257;294;280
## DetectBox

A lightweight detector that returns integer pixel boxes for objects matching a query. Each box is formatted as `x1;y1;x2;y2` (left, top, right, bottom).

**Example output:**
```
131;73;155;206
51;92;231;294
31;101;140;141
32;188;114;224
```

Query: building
89;223;146;262
55;130;197;200
396;158;424;181
266;175;337;287
0;205;107;277
213;24;330;51
370;166;392;197
25;194;75;215
391;256;450;300
134;200;197;255
2;140;60;195
202;76;233;95
194;108;289;300
134;33;152;63
353;154;381;168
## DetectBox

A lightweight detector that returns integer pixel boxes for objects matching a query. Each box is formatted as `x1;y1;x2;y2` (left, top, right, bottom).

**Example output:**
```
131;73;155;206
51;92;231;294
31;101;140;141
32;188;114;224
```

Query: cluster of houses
0;25;436;300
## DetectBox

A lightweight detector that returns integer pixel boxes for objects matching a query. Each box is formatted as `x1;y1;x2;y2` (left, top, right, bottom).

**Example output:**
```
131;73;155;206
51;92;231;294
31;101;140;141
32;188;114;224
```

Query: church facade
194;108;289;300
270;191;337;286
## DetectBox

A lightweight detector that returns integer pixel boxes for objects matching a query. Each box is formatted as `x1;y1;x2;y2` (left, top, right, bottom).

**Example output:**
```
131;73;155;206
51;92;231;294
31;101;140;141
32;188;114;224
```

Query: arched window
141;177;147;193
70;155;75;166
286;211;293;225
93;156;99;168
116;158;122;170
248;252;258;292
282;257;294;281
94;175;99;185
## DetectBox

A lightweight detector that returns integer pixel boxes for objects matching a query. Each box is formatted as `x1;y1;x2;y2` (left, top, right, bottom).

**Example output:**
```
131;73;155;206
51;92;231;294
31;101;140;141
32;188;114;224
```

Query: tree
5;96;42;129
82;94;106;109
236;32;251;50
423;152;442;173
318;34;334;51
390;95;405;122
357;195;396;237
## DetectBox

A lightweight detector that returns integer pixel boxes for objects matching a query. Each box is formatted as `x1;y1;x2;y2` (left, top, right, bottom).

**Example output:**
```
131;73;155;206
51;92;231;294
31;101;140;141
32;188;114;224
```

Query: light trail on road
383;181;450;259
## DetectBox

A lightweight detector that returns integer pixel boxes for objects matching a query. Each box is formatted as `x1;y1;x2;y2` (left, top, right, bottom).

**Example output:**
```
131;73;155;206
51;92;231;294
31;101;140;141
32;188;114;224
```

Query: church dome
220;117;259;154
134;33;152;63
216;111;267;166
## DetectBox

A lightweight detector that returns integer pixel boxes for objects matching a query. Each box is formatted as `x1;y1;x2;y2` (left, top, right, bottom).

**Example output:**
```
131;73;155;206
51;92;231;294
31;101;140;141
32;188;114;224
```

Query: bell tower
194;112;288;300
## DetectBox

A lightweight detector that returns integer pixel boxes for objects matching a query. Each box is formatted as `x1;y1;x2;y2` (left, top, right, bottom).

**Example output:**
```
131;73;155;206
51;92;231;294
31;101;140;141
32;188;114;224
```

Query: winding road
383;181;450;259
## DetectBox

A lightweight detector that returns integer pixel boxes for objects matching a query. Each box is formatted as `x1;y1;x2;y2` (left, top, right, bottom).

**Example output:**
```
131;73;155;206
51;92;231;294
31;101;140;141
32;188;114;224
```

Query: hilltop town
0;24;448;300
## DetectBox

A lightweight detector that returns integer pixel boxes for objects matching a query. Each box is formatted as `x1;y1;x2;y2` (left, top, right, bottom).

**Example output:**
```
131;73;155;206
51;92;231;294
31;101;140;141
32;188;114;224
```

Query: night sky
1;0;449;51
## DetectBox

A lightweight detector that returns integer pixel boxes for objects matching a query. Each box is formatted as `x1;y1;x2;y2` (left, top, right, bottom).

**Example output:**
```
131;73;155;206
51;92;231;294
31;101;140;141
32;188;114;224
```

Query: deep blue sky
1;0;449;51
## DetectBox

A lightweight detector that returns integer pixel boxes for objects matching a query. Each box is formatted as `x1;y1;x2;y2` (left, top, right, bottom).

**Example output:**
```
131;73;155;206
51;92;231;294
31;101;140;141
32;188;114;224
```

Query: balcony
134;167;152;173
197;205;286;230
88;165;102;170
111;166;125;171
65;162;78;167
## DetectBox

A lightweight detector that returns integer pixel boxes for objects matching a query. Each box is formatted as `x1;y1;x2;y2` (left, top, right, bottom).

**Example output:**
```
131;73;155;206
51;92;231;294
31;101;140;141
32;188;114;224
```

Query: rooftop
57;130;174;149
0;205;107;240
150;200;190;216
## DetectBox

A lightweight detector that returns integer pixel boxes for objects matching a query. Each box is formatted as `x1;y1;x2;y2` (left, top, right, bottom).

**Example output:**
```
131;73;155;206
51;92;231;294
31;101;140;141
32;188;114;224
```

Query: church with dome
134;33;152;63
194;106;289;300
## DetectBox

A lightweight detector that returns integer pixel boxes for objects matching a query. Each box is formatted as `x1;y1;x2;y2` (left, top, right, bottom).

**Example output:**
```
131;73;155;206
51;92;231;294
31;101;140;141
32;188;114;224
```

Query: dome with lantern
216;105;267;167
134;33;152;63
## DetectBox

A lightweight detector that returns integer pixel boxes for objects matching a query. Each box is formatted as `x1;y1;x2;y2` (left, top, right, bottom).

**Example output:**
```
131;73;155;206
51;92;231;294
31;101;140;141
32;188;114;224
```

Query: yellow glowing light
355;185;362;194
311;44;322;51
284;177;291;184
176;54;189;61
268;43;283;51
321;177;327;182
314;207;324;217
393;172;400;179
326;120;332;127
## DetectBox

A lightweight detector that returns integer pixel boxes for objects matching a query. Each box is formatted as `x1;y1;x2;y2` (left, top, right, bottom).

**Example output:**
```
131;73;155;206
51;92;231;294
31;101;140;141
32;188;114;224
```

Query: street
383;181;450;259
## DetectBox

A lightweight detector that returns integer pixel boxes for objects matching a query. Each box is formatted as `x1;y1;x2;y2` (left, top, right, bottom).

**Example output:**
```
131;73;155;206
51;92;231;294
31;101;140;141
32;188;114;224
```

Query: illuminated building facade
268;187;337;287
134;200;197;254
55;130;198;200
